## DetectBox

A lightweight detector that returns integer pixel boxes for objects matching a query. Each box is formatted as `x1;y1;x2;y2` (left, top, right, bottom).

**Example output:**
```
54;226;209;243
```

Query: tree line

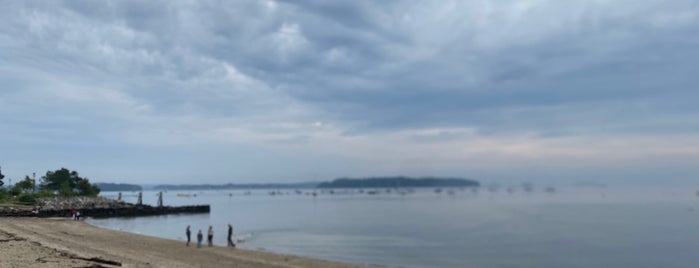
0;167;100;204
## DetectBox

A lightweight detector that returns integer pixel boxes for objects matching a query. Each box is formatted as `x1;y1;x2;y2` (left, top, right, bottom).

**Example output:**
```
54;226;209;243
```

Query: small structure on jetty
157;192;163;207
1;195;209;218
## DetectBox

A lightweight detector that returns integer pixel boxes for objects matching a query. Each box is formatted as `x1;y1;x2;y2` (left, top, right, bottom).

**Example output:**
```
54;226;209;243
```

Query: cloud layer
1;0;698;185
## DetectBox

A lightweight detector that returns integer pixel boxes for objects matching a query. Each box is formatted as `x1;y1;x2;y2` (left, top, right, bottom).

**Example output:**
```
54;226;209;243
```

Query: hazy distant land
94;183;142;192
152;181;320;191
318;177;480;188
149;176;479;190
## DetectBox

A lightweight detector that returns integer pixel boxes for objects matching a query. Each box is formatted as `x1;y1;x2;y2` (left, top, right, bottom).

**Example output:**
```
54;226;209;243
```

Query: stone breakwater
0;205;37;217
1;196;209;218
37;196;132;210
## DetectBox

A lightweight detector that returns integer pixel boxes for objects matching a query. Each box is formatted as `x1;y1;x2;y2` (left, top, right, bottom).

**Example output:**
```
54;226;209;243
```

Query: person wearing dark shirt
197;229;203;248
227;224;235;247
185;225;191;246
207;226;214;247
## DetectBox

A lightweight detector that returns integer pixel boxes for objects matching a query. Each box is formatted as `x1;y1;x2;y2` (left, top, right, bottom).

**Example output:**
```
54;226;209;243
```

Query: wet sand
0;217;361;268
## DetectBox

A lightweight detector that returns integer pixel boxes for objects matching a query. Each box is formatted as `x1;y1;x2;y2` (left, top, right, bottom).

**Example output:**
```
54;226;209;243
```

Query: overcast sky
1;0;698;186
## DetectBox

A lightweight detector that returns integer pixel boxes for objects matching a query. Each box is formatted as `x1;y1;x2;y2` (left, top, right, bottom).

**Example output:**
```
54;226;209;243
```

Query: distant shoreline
152;176;480;190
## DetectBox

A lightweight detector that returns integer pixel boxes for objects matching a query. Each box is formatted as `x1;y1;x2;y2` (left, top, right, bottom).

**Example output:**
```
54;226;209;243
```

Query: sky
1;0;698;186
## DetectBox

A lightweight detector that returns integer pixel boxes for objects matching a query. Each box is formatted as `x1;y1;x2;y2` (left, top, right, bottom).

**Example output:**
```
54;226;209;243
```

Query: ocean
88;186;699;268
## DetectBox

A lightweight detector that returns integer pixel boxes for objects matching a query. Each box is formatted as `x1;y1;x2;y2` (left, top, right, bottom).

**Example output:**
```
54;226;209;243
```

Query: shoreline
0;217;361;268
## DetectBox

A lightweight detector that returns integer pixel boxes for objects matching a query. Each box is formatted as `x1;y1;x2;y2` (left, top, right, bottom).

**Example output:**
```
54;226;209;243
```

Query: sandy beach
0;217;361;268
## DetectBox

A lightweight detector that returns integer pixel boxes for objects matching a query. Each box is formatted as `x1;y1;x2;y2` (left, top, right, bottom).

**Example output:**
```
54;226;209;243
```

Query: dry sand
0;217;361;268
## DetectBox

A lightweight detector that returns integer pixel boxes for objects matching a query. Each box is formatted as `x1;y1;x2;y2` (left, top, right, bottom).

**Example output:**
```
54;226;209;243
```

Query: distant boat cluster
135;178;561;200
485;183;556;194
168;183;557;198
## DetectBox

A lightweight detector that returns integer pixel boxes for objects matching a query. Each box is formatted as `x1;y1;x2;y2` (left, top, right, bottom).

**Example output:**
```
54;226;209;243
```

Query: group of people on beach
70;209;81;220
186;224;235;249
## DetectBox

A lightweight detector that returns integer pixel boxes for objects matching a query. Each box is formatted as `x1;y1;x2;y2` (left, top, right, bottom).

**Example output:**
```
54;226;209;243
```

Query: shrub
0;188;9;203
17;193;37;204
36;190;55;198
9;187;21;196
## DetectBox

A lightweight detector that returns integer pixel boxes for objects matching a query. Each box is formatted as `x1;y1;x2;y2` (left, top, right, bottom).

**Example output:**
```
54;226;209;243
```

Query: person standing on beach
186;225;191;246
76;210;81;221
227;224;235;247
71;209;76;220
197;229;203;248
207;226;214;247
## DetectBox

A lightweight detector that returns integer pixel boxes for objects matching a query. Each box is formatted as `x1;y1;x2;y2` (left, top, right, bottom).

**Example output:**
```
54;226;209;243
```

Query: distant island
94;183;143;192
317;177;480;188
151;177;479;190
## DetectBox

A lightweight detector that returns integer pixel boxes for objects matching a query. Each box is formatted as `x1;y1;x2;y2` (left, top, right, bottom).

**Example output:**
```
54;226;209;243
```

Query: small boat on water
177;193;192;197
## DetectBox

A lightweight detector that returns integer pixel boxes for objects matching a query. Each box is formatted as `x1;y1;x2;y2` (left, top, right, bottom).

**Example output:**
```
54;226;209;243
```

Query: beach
0;217;360;268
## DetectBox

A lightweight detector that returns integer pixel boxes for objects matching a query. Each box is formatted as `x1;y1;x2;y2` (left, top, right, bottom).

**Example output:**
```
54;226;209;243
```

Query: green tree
75;178;100;196
59;181;73;197
14;176;35;193
0;166;5;187
40;168;101;197
41;168;76;192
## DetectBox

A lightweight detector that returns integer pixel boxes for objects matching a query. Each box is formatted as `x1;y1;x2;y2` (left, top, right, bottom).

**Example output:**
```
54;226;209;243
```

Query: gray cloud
1;0;698;185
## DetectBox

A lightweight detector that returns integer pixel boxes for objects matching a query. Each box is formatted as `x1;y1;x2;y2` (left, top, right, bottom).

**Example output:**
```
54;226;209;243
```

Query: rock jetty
2;196;209;218
37;196;132;210
0;205;37;217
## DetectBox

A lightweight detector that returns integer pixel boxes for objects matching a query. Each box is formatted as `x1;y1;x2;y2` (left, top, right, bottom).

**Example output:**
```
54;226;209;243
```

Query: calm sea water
88;187;699;268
